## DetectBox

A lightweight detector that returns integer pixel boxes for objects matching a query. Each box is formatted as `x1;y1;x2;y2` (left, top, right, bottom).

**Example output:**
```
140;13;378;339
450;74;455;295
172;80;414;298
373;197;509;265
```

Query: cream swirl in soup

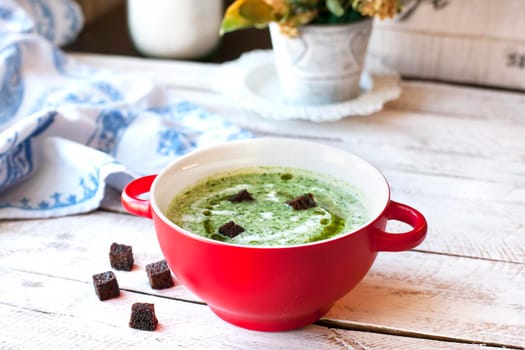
166;167;368;246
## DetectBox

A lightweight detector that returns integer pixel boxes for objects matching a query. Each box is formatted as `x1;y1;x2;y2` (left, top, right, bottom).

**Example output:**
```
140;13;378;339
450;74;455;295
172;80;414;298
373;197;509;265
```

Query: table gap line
410;248;524;266
385;167;525;189
3;266;207;305
119;288;207;306
251;131;344;143
316;319;524;350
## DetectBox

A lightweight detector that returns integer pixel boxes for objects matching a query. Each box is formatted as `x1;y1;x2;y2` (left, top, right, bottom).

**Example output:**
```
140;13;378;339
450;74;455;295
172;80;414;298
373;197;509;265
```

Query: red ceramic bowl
121;138;427;331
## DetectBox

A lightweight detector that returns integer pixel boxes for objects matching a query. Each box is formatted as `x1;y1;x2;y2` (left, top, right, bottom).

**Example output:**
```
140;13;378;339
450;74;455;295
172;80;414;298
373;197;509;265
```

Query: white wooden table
1;53;524;349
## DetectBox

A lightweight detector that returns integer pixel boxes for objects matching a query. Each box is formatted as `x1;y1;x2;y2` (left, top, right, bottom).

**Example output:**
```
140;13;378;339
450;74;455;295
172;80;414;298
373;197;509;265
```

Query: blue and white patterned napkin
0;0;251;218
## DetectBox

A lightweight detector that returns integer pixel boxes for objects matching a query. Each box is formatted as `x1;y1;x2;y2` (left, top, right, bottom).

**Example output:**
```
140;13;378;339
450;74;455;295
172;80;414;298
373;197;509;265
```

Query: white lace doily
213;50;401;122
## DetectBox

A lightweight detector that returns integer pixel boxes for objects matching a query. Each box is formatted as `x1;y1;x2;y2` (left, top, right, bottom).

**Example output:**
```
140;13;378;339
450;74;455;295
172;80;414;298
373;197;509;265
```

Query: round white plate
213;50;401;122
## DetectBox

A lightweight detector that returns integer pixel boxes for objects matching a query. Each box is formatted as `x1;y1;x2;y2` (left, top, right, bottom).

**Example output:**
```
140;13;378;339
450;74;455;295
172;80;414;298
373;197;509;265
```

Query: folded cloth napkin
0;0;252;219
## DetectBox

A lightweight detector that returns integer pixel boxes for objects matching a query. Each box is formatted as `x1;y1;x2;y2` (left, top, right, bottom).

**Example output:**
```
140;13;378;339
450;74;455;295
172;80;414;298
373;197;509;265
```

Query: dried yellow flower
279;9;317;36
353;0;399;19
278;23;299;37
263;0;293;21
221;0;402;36
263;0;288;13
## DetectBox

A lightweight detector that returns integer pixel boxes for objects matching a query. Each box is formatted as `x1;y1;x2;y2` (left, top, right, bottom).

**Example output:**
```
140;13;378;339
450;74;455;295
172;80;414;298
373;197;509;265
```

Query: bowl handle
121;175;157;219
372;201;427;252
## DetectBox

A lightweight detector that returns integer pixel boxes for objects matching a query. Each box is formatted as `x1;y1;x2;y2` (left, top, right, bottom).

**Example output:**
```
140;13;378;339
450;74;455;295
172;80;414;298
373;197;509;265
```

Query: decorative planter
269;19;373;105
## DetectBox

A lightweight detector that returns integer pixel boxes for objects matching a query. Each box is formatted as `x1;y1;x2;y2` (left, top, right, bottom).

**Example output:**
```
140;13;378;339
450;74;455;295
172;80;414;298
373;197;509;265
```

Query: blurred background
68;0;525;91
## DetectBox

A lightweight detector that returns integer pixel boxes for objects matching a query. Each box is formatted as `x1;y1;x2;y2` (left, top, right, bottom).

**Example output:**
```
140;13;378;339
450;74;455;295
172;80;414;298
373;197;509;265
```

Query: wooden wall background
368;0;525;90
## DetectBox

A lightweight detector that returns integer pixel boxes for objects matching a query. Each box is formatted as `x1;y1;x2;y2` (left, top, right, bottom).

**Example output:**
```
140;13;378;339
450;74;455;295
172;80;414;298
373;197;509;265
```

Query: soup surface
166;167;368;246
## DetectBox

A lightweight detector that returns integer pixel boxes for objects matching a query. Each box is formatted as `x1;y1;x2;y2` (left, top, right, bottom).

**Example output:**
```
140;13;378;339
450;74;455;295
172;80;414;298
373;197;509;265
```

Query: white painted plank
0;268;347;350
170;90;525;189
0;211;523;347
310;110;525;163
0;269;503;350
389;81;525;124
324;251;525;348
0;212;201;302
70;53;218;91
383;172;525;264
70;52;525;121
369;29;525;89
368;0;525;89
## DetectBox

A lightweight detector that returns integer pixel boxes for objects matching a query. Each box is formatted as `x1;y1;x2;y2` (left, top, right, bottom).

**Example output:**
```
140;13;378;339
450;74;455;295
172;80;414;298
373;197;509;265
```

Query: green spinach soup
166;167;368;246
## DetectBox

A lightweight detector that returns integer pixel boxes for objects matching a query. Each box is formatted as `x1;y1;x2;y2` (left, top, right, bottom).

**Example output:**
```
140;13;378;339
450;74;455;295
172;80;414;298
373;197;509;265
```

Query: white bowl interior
152;138;389;230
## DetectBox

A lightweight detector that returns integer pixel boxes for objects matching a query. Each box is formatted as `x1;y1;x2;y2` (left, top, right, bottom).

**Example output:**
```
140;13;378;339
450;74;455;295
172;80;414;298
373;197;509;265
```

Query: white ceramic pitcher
127;0;222;59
